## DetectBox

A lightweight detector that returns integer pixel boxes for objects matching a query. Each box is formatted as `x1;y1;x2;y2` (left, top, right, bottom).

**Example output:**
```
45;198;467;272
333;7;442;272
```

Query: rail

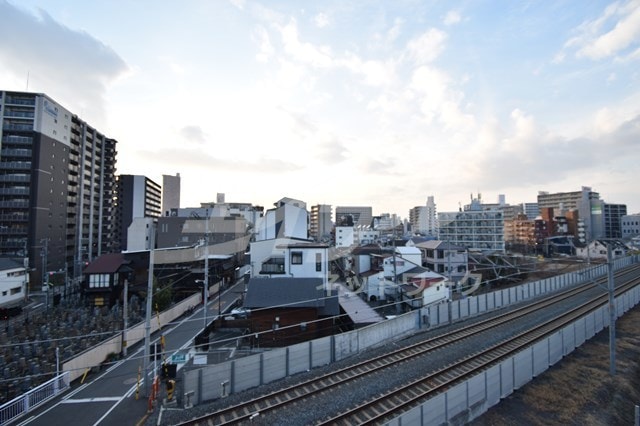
0;372;70;425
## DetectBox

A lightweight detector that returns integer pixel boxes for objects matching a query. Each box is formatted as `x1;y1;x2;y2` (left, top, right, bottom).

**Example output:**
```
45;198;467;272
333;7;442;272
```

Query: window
291;251;303;265
316;253;322;272
89;274;110;288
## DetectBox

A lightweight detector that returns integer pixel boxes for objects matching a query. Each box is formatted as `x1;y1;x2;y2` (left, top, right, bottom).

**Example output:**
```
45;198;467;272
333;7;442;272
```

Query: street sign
171;353;186;364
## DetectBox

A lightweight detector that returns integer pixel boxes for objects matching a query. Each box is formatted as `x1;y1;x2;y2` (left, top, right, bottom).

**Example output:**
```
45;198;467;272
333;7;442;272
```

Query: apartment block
115;175;162;251
0;90;118;287
310;204;332;242
438;196;505;252
335;206;372;228
409;196;437;236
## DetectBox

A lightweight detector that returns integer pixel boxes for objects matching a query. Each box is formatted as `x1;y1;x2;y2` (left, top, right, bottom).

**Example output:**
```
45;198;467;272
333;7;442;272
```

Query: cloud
443;10;462;26
253;25;274;62
314;12;330;29
562;0;640;61
279;18;333;67
0;1;129;125
460;109;640;192
180;125;207;143
315;138;349;164
405;28;447;65
137;147;304;173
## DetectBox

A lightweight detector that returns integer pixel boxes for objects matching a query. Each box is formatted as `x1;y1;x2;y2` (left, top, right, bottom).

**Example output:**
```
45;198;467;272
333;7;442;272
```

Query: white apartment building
409;196;438;236
256;197;309;241
438;196;505;252
250;238;329;289
621;213;640;238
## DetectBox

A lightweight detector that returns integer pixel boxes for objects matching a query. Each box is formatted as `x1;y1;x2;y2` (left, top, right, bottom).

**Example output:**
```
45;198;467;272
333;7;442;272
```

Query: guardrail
0;372;70;425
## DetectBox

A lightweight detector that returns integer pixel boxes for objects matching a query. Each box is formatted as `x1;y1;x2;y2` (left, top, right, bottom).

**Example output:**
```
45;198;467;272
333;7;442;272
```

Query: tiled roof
83;253;130;274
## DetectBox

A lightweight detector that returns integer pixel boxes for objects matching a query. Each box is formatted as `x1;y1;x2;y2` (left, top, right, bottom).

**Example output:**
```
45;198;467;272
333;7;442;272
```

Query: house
82;253;133;307
576;239;630;261
0;258;27;308
242;277;340;347
415;240;468;284
250;238;329;288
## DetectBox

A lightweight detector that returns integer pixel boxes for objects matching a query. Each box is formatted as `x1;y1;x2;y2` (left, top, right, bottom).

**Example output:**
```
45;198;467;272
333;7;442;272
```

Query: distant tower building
217;192;225;203
115;175;162;251
162;173;181;216
310;204;332;241
0;90;118;287
409;196;438;236
335;206;372;228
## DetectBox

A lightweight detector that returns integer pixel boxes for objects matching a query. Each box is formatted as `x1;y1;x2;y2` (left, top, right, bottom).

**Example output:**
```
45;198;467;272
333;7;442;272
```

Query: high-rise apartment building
0;90;118;287
161;173;180;216
335;206;372;228
310;204;332;241
115;175;162;251
537;187;604;240
409;196;437;236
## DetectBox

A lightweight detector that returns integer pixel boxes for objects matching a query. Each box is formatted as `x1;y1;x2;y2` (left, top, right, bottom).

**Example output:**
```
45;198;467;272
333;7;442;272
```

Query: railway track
176;264;640;426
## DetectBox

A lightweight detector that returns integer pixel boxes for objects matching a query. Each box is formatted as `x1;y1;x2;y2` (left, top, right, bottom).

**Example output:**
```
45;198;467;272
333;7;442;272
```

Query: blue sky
1;0;639;216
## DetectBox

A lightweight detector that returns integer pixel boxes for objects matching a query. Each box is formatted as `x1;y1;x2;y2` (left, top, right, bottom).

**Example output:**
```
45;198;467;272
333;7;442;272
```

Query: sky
1;0;639;217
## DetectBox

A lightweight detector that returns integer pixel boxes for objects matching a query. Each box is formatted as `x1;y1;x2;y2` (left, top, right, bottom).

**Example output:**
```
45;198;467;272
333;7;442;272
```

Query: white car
230;308;250;318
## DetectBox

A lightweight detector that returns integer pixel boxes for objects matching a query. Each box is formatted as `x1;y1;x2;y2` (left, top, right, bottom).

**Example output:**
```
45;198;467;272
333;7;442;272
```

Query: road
18;280;245;426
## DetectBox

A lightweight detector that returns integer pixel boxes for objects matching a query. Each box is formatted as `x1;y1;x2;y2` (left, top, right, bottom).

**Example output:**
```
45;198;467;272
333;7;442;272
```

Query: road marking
62;397;122;403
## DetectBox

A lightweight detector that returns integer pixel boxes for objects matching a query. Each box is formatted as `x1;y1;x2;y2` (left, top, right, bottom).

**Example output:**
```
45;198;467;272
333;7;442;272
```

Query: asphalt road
17;281;244;426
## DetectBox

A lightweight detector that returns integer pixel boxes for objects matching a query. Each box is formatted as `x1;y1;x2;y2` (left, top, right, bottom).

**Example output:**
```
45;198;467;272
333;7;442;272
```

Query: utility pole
122;277;129;357
607;243;616;376
143;225;156;397
204;209;209;328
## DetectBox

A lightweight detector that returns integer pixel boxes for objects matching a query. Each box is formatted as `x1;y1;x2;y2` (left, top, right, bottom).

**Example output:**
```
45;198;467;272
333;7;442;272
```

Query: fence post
634;404;639;426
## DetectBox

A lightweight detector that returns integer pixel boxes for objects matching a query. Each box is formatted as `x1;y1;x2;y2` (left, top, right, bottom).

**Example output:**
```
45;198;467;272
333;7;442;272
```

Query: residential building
335;226;355;248
335;206;372;228
521;202;539;220
256;197;308;241
576;240;630;261
161;173;180;216
621;213;640;238
0;90;117;288
415;240;468;283
115;175;162;252
409;196;437;236
310;204;332;242
250;238;329;289
438;195;505;252
0;258;28;307
603;203;627;239
537;187;605;240
242;277;339;347
504;213;537;253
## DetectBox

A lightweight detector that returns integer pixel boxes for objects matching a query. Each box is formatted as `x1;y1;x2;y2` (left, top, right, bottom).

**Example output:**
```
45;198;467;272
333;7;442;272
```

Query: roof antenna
26;71;30;91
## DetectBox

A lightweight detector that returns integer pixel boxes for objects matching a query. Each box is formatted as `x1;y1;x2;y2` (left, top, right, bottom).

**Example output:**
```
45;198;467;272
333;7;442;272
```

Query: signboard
171;353;186;364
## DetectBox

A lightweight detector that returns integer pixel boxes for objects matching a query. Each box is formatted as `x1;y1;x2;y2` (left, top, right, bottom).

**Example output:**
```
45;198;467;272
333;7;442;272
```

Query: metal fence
0;372;70;425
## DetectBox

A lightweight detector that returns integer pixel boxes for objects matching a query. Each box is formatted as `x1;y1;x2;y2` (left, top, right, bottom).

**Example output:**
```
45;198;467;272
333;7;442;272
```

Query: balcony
4;97;35;106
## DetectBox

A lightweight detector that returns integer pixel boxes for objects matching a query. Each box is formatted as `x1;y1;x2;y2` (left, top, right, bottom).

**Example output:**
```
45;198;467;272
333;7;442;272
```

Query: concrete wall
62;291;201;382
